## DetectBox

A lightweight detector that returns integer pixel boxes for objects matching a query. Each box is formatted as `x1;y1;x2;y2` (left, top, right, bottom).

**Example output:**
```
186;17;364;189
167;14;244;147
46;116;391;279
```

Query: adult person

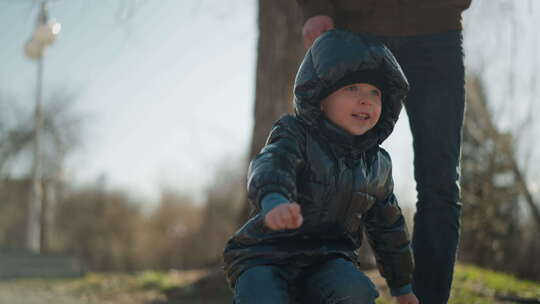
295;1;471;303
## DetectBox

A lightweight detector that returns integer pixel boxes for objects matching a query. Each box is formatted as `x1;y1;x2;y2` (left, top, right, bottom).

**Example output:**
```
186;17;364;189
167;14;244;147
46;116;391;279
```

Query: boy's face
320;83;382;136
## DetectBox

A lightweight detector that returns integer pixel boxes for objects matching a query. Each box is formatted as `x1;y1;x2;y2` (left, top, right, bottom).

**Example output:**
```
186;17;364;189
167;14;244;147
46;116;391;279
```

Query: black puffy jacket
223;30;412;291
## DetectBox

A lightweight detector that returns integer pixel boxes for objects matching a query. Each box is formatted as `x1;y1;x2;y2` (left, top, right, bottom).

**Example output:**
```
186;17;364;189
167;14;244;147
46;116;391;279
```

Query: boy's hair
319;69;386;104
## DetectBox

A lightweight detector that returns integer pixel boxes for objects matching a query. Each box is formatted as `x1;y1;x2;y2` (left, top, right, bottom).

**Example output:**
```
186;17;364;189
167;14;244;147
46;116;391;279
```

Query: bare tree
0;90;84;252
237;0;305;224
459;0;540;279
464;0;540;180
166;2;307;298
461;75;540;280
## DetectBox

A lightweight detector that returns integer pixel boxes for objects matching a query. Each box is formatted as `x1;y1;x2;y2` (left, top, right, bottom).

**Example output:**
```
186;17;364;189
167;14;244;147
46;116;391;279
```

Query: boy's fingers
269;214;280;230
264;214;276;230
273;212;286;229
288;203;301;215
265;204;303;230
267;212;282;230
291;214;303;228
286;209;300;229
288;203;303;228
278;210;293;227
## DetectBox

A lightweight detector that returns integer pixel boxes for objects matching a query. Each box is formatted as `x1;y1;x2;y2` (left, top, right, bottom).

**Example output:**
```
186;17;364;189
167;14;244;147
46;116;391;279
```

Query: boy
223;29;418;304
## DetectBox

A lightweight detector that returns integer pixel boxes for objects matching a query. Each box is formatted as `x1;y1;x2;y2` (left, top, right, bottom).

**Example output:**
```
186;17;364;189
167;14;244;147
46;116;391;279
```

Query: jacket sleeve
247;115;306;212
363;151;414;295
295;0;335;25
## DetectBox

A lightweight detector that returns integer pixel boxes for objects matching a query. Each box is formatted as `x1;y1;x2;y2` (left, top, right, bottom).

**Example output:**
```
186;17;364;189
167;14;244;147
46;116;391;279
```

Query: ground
0;264;538;304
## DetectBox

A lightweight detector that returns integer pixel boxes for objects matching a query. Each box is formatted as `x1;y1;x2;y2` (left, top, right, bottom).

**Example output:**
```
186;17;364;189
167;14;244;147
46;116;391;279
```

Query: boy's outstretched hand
264;203;303;230
396;293;419;304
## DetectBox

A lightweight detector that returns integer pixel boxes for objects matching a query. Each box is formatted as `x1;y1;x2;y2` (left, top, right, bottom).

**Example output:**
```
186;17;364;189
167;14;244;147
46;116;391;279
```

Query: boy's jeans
233;257;379;304
377;30;465;304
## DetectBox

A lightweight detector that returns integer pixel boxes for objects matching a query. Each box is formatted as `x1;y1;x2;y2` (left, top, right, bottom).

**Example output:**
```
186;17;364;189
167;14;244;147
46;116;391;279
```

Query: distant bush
53;186;145;271
48;160;244;272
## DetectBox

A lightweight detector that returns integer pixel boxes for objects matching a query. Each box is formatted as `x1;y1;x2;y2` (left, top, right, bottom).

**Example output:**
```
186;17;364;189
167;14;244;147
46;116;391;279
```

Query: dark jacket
223;30;412;293
296;0;472;36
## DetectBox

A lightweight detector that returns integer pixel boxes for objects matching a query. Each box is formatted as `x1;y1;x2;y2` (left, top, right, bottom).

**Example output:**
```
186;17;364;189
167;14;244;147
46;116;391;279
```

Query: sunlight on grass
137;269;209;291
452;264;540;301
374;264;540;304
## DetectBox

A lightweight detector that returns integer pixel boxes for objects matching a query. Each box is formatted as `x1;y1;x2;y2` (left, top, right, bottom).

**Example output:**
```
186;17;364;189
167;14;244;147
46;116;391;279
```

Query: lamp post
24;1;61;253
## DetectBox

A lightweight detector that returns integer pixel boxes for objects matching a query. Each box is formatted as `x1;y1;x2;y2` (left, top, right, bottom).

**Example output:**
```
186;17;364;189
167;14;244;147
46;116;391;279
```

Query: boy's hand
395;293;419;304
264;202;303;230
302;15;334;49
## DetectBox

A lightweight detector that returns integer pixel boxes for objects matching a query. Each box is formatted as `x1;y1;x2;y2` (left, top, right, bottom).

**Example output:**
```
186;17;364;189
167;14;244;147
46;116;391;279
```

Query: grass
451;264;540;302
137;269;209;291
375;264;540;304
1;264;538;303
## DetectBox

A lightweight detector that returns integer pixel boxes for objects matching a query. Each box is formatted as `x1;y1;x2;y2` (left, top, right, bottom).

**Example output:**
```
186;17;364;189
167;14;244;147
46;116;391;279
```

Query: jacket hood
293;29;409;149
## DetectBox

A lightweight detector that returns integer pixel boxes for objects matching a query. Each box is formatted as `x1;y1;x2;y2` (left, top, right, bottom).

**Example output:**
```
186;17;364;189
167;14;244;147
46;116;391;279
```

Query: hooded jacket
223;30;412;295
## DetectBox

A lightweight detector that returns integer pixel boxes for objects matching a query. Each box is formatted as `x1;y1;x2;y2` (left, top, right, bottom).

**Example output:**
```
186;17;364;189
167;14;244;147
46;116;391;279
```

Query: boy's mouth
351;113;370;120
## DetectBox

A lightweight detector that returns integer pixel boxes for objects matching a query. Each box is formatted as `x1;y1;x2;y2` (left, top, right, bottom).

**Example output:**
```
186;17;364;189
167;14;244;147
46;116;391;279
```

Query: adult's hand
302;15;335;49
264;202;303;230
395;293;419;304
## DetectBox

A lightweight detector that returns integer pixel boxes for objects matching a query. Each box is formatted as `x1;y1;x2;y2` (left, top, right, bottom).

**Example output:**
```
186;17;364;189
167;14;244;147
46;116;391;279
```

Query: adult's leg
387;30;466;304
299;257;379;304
233;265;290;304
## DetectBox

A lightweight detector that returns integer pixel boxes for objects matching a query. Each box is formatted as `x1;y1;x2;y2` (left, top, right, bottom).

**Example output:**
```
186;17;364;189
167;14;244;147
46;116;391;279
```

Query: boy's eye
371;89;381;96
345;86;357;91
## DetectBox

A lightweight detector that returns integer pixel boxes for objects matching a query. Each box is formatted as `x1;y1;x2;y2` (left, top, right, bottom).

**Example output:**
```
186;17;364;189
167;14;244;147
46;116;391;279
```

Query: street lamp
25;3;61;59
24;1;61;253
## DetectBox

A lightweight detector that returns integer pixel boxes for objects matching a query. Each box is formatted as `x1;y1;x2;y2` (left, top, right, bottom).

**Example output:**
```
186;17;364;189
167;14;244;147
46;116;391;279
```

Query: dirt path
0;283;91;304
0;270;387;304
0;280;165;304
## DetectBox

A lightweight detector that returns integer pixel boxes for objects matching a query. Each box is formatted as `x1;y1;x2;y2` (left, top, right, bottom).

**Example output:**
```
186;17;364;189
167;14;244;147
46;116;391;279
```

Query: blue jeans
233;257;379;304
376;30;465;304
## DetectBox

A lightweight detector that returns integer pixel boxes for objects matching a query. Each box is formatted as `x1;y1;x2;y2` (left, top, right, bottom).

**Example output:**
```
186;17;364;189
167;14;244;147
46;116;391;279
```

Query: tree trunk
237;0;305;225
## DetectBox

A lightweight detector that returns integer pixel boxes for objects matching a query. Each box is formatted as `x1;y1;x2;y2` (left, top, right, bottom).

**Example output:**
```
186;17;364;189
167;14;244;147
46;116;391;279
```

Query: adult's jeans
377;30;465;304
233;257;379;304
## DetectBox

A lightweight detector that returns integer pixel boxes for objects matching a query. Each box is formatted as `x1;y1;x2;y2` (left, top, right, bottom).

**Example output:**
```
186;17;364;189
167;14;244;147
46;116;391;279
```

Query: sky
1;0;538;207
1;0;257;204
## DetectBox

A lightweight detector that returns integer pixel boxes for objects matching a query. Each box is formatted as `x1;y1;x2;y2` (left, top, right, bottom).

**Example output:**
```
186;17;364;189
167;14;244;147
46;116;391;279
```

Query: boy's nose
358;94;372;105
